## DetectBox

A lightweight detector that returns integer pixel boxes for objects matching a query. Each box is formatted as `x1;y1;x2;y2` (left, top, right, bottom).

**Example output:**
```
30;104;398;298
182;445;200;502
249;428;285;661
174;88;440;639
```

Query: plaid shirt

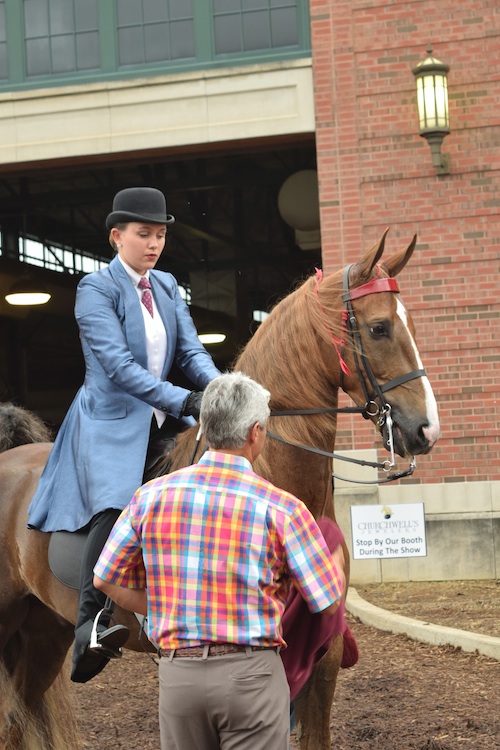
94;451;343;649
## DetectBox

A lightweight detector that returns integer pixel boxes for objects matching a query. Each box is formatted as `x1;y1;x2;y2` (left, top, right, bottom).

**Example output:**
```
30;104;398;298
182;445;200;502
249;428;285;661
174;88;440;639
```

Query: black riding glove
182;391;203;420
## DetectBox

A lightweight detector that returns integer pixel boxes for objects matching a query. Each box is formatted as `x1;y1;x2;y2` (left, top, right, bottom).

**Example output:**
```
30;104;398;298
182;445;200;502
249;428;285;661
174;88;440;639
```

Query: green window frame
0;1;7;81
212;0;302;57
22;0;100;77
0;0;311;92
114;0;196;68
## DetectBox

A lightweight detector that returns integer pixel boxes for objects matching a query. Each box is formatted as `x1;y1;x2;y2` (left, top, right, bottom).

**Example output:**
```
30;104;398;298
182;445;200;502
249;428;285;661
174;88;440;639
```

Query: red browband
348;277;399;301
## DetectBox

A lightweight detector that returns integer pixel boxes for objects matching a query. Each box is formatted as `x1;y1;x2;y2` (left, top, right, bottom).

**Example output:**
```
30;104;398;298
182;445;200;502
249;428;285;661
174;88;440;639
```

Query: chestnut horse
0;230;440;750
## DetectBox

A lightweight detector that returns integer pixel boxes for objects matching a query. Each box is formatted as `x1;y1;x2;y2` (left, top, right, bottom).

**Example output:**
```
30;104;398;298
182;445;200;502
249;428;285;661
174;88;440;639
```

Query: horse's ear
357;227;391;279
383;234;417;278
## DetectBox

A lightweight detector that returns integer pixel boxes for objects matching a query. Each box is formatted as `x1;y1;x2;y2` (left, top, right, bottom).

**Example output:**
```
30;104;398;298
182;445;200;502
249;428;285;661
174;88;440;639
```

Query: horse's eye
369;323;387;337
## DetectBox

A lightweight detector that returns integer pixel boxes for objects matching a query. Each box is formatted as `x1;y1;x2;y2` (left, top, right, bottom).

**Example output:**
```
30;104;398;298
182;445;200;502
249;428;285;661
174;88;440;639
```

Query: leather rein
267;264;426;485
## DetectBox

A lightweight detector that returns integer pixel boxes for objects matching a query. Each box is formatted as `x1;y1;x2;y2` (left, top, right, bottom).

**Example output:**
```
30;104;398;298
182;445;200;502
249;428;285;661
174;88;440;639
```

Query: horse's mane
0;402;53;453
235;270;345;405
171;266;354;475
233;268;347;467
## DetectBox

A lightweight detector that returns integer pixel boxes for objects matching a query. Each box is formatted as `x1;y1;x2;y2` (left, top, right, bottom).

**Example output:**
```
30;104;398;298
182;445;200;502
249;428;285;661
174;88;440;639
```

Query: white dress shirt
118;256;167;426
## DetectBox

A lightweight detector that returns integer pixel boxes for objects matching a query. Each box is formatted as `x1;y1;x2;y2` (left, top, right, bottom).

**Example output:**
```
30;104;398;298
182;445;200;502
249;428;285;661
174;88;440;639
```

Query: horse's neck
236;277;344;414
235;307;341;519
255;401;339;520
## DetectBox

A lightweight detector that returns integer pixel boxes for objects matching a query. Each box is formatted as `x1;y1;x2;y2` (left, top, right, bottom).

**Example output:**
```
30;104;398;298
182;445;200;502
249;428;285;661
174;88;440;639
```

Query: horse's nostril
422;423;441;448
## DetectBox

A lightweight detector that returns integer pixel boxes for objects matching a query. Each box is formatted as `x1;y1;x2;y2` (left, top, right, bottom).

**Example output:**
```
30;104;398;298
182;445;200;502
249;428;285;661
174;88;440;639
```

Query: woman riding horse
26;187;220;684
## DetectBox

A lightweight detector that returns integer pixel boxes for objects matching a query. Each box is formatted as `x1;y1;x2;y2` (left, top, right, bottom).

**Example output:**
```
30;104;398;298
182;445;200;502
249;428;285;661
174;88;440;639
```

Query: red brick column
310;0;500;483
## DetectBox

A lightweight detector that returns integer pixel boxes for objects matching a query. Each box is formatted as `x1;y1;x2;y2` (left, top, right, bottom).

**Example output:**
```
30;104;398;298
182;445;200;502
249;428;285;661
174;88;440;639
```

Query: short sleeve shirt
94;451;343;649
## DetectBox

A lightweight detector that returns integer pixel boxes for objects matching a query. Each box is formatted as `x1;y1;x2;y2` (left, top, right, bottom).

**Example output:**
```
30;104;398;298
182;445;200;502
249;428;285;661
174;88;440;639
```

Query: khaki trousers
158;647;290;750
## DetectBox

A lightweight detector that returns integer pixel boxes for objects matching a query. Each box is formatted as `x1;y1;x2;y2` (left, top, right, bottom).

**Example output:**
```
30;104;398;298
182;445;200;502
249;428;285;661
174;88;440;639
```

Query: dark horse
0;230;440;749
0;402;53;452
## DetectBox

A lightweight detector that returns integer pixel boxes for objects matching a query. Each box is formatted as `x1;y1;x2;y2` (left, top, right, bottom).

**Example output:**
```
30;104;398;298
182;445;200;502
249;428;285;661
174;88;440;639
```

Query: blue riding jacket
28;256;220;532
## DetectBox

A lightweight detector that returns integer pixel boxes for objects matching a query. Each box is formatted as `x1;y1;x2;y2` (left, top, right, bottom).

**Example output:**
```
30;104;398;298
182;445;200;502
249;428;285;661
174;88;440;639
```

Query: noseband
267;264;426;484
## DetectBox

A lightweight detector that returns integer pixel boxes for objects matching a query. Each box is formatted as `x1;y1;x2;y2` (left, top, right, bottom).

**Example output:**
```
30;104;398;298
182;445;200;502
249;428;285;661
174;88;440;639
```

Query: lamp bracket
423;132;450;175
435;152;450;176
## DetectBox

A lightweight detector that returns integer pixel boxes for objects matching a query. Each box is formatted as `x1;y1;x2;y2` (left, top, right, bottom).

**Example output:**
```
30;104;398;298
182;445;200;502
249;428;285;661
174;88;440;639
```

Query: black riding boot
71;508;124;683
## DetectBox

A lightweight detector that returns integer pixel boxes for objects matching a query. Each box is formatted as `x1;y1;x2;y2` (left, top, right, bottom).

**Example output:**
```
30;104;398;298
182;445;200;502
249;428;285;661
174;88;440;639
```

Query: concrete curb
346;587;500;661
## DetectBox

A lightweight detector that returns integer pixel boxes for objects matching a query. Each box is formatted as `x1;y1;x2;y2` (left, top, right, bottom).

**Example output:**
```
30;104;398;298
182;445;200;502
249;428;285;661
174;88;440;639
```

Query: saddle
48;529;87;589
48;435;177;588
48;527;156;652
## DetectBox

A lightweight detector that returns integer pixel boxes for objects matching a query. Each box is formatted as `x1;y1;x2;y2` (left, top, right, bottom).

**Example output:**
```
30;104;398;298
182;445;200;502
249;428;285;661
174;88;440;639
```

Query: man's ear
248;422;260;445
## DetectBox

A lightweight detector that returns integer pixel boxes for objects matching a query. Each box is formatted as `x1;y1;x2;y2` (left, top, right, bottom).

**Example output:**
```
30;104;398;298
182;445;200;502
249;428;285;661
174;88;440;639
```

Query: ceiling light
5;279;51;306
198;333;226;345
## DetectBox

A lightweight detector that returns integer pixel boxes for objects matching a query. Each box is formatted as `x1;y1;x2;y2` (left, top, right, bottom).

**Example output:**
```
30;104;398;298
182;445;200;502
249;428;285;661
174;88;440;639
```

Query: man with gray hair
200;369;272;449
94;371;345;750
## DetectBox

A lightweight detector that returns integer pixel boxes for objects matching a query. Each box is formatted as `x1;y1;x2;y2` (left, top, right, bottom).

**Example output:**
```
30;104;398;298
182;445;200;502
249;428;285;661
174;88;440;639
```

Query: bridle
267;264;426;484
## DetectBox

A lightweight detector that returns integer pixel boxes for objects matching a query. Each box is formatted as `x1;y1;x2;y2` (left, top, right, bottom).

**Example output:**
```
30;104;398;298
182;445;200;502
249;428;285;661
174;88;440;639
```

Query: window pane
116;0;142;26
24;0;50;37
49;0;74;34
144;23;168;63
143;0;167;24
243;0;267;9
51;35;76;73
243;11;270;50
214;16;241;54
75;0;98;31
271;8;297;46
25;38;51;75
169;0;193;20
118;26;143;65
0;0;5;78
0;43;7;79
214;0;238;11
76;31;100;70
170;20;195;59
0;1;6;42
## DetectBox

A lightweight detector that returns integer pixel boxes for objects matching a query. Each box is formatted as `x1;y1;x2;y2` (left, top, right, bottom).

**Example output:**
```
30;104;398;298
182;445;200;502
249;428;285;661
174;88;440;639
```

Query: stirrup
89;604;114;651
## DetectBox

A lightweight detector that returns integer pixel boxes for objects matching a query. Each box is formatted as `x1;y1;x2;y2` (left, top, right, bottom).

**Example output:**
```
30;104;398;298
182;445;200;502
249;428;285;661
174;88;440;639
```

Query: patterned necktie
138;276;154;317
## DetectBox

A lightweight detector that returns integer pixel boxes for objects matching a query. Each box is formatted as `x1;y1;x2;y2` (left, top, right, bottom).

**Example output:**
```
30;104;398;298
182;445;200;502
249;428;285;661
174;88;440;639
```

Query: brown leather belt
159;643;277;659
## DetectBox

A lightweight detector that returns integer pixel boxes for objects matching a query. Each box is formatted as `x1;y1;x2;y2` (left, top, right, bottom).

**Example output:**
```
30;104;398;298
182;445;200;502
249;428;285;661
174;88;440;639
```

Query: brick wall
310;0;500;483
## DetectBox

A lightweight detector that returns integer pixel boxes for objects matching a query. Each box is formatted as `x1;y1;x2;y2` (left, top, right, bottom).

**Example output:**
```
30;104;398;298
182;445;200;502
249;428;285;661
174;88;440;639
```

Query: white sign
350;503;427;559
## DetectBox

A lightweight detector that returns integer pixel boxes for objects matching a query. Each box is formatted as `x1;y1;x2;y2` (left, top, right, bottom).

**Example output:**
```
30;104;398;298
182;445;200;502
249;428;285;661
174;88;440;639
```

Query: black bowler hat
105;187;175;230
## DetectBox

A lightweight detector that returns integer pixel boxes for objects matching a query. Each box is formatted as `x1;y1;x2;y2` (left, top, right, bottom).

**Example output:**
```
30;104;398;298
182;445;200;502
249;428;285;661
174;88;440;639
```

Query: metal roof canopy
0;135;320;424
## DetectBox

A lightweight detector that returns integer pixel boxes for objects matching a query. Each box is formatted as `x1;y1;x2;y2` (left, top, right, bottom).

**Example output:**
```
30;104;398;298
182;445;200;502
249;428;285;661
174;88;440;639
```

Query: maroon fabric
341;621;359;668
280;517;358;700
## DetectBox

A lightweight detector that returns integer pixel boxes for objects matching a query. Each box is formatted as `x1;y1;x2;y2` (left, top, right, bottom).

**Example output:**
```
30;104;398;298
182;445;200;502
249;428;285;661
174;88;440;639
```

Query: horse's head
337;229;440;459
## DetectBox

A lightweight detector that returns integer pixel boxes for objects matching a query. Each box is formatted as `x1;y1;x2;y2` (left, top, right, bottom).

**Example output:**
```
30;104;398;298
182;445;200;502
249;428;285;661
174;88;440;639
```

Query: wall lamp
412;45;450;175
5;278;51;306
